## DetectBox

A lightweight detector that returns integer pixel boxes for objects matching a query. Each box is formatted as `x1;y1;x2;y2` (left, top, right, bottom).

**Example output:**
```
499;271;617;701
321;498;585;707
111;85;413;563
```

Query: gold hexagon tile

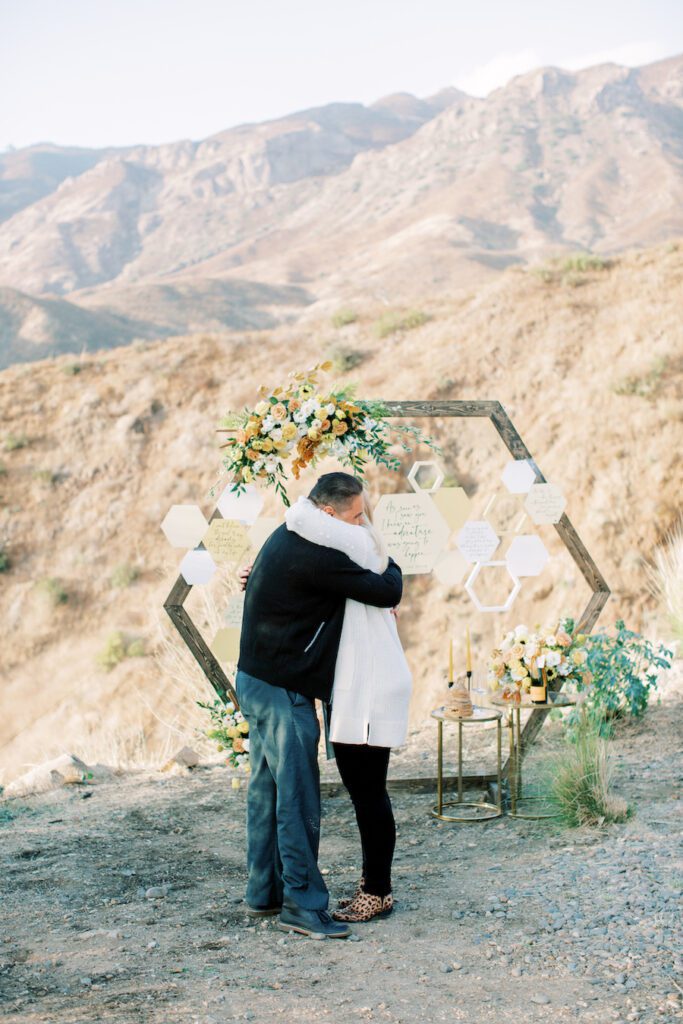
211;627;241;665
431;486;471;532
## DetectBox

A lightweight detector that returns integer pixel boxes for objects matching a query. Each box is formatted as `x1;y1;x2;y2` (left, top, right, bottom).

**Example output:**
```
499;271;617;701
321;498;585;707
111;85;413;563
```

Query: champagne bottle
530;667;547;705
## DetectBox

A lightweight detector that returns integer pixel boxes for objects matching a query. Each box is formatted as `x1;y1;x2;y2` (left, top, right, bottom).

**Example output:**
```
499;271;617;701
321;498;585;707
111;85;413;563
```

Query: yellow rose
571;649;587;665
332;420;348;435
271;403;287;422
227;725;240;738
282;422;297;441
238;720;249;734
255;401;269;416
308;427;321;441
509;642;525;660
261;438;274;452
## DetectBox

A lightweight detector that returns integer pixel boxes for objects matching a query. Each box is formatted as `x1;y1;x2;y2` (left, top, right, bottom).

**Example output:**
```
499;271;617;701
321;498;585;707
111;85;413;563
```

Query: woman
284;489;413;922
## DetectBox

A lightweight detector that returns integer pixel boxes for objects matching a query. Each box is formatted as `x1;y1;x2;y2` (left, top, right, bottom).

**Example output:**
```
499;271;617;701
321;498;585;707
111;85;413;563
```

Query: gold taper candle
466;627;472;673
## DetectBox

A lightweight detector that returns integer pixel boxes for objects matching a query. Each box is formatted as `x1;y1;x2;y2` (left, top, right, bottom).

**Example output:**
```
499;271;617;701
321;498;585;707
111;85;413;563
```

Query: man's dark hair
308;472;363;510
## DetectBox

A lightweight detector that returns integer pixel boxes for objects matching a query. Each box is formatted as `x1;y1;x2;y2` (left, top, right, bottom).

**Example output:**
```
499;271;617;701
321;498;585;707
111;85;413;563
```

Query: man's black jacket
237;523;403;700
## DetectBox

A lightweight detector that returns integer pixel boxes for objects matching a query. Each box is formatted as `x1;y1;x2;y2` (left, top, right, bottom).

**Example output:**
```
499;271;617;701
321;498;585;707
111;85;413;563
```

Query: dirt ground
1;696;681;1024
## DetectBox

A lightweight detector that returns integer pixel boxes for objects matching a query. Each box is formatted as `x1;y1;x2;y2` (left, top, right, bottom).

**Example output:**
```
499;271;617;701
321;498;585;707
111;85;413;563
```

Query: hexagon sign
465;561;521;613
506;535;550;577
249;516;279;553
483;492;527;534
407;461;445;495
524;483;566;524
433;550;468;587
501;459;537;494
456;520;500;563
202;519;250;565
223;594;245;628
216;483;264;525
431;487;471;532
179;549;217;585
374;492;450;574
211;627;241;664
161;505;209;548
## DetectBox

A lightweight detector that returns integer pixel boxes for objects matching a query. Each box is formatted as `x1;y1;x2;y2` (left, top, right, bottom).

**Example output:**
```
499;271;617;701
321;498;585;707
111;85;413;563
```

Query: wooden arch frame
164;399;610;755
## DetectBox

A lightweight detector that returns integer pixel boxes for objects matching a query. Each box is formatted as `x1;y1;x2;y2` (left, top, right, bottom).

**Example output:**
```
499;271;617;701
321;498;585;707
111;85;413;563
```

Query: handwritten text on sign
374;493;450;575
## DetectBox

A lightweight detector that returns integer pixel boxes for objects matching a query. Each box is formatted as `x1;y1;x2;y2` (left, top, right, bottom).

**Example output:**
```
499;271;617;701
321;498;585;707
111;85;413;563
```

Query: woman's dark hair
308;472;363;510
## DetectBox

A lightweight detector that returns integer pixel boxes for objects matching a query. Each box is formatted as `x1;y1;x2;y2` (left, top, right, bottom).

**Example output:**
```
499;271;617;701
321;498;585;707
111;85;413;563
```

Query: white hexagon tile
161;505;209;548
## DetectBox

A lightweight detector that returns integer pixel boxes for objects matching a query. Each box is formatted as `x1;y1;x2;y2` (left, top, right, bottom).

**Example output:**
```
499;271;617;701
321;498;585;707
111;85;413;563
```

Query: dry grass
646;521;683;644
550;720;630;826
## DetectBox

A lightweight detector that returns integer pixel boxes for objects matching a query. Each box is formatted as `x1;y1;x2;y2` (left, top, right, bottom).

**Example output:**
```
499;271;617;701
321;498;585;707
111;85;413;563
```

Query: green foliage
110;563;140;588
569;620;672;737
327;345;367;373
550;715;631;827
62;363;83;375
559;252;610;273
0;547;9;573
533;252;611;286
4;433;29;451
613;356;671;399
0;463;7;476
37;577;68;606
374;309;430;339
97;631;147;671
32;468;58;486
330;308;358;328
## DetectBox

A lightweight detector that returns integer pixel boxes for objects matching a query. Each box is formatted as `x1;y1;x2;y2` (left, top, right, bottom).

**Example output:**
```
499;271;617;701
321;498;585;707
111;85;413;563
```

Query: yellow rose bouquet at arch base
197;698;251;773
214;362;439;506
488;617;592;702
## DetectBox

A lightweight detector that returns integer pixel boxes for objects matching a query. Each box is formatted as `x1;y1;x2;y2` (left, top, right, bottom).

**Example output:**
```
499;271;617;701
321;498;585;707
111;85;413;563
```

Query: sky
1;0;682;150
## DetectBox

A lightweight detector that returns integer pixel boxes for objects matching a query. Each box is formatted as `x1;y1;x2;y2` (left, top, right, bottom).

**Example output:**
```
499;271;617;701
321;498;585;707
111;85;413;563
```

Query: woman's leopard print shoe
336;877;366;910
332;892;393;923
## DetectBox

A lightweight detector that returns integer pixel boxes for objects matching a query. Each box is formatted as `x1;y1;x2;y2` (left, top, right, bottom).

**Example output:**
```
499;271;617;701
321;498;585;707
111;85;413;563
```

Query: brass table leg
508;709;517;815
457;719;463;804
436;719;443;817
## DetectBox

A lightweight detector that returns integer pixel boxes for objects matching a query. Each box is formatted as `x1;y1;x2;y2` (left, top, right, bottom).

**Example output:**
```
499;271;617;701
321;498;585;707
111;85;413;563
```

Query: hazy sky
2;0;682;150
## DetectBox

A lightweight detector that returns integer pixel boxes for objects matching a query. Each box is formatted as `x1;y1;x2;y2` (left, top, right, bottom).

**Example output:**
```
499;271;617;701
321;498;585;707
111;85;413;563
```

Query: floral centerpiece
197;698;250;772
487;617;592;702
213;361;439;506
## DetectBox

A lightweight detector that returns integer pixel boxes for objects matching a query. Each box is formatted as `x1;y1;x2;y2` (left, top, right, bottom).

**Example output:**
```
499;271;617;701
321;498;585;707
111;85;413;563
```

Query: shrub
4;433;28;451
62;363;83;375
550;716;631;826
110;563;140;588
569;620;672;737
0;546;9;573
374;309;430;339
559;252;610;273
613;356;670;399
327;346;367;373
37;577;68;606
331;308;358;328
0;463;6;476
97;631;147;671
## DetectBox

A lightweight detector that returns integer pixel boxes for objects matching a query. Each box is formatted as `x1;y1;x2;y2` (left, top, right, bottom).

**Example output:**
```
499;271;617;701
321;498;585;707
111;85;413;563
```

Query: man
235;472;402;939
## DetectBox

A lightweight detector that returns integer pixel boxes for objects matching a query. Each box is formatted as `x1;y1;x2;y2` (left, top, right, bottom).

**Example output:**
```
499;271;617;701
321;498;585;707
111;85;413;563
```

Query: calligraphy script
375;493;447;575
203;519;250;564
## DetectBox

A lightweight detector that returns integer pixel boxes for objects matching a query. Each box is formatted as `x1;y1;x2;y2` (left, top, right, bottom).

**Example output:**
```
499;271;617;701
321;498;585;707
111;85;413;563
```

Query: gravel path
1;697;681;1024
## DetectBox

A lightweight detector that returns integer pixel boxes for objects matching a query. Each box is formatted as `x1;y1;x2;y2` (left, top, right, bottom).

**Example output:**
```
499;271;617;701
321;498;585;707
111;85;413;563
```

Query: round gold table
430;706;503;822
491;693;576;819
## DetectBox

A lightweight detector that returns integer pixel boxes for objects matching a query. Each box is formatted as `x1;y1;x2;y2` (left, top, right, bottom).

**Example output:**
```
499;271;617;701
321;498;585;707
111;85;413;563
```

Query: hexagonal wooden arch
163;399;610;753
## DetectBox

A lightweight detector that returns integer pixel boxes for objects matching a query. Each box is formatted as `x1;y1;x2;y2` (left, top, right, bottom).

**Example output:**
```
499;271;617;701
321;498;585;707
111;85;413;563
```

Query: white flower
225;702;235;713
265;456;279;473
311;418;322;430
557;660;572;676
234;711;244;723
270;427;283;442
286;440;296;451
326;403;336;415
544;634;557;647
261;415;275;433
242;738;250;751
297;424;308;437
361;417;377;432
514;624;529;640
301;398;317;417
545;650;561;667
293;410;306;424
253;459;265;472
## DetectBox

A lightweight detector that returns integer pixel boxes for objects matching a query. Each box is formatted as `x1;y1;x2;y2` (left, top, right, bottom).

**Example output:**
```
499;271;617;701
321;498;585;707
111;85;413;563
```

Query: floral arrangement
487;617;592;701
197;698;250;772
214;362;439;506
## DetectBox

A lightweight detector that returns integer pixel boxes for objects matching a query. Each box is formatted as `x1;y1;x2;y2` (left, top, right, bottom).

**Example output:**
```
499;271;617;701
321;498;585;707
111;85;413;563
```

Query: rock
145;885;170;899
4;754;90;797
161;746;200;772
439;964;453;973
79;977;92;987
531;994;550;1005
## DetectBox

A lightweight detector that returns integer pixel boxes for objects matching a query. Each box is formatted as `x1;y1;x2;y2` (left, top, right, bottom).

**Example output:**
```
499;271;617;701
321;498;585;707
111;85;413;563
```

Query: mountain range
0;54;682;367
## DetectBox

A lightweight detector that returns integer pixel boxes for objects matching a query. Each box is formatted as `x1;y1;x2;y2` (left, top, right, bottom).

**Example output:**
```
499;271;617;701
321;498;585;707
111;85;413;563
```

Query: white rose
514;624;529;640
265;457;279;473
311;418;322;430
297;424;308;437
261;415;275;432
326;403;336;415
242;738;250;751
270;427;283;441
545;650;561;667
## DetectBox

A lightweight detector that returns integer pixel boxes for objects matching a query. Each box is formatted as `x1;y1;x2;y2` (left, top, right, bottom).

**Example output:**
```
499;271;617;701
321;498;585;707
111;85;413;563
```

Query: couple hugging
236;471;412;939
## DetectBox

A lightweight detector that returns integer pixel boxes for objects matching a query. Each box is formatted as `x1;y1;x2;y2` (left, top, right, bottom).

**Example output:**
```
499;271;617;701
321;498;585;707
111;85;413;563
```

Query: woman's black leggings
332;742;395;898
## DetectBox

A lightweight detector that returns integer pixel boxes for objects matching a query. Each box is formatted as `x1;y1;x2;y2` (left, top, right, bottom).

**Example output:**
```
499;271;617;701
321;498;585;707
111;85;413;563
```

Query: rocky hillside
0;56;682;365
0;242;681;782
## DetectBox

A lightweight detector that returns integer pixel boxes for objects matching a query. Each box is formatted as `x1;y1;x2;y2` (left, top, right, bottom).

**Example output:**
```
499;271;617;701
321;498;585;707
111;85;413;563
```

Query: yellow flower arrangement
487;617;592;700
214;362;439;506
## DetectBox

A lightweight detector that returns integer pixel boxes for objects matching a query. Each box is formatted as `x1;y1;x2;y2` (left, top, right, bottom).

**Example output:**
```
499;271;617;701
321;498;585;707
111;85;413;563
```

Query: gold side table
492;694;576;820
430;707;503;822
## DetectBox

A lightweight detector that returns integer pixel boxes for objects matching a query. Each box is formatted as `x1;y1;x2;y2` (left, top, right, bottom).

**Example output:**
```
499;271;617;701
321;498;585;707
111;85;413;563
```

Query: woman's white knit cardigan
285;497;413;747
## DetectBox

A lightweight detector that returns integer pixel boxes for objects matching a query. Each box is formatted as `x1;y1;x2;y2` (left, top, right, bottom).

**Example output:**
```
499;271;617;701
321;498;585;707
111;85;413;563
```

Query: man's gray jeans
235;670;329;911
